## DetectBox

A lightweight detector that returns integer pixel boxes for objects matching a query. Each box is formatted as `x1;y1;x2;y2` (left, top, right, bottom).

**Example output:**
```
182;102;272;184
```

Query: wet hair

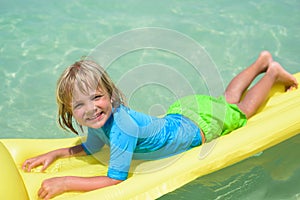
56;60;126;134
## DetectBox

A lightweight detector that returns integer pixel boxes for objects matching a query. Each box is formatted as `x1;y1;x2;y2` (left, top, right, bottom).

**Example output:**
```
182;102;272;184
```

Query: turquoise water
1;0;299;199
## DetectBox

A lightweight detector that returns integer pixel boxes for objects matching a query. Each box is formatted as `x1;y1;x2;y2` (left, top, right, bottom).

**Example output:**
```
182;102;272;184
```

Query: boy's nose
85;102;96;114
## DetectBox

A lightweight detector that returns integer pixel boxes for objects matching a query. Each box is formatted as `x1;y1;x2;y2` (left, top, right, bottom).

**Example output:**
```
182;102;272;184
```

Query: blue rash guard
82;105;202;181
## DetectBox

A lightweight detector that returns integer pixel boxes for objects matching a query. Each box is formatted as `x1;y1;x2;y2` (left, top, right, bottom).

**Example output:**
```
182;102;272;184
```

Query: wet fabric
167;95;247;142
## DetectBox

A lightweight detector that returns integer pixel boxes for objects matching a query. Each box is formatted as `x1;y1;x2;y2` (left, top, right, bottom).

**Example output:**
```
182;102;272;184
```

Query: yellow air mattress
1;73;300;200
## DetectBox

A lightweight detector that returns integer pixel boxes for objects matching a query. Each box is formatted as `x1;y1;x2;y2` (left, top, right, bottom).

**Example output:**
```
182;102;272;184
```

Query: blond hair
56;60;126;134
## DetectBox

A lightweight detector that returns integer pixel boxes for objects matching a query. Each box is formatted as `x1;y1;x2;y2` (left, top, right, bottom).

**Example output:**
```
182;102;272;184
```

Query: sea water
0;0;299;199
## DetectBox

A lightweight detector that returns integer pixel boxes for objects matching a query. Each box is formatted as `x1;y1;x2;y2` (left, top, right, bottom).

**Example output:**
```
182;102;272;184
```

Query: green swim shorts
167;95;247;142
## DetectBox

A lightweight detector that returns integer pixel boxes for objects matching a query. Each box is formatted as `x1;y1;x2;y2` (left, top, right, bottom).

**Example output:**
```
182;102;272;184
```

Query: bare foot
268;61;298;91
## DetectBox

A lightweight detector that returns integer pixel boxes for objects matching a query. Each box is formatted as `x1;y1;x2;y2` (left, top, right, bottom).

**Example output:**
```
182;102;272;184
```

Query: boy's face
71;86;112;129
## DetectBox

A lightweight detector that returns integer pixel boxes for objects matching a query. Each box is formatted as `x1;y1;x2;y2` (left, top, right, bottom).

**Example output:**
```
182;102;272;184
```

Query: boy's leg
237;62;298;118
224;51;273;104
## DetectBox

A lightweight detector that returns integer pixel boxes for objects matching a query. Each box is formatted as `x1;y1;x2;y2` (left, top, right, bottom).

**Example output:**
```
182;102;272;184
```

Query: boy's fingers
23;159;41;172
41;162;49;171
26;162;34;172
22;160;32;171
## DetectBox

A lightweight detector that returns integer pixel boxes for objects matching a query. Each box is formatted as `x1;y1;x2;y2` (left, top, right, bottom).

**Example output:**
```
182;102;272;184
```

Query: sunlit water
1;0;299;199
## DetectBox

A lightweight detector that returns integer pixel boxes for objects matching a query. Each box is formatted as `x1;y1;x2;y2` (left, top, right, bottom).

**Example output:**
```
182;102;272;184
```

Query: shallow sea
0;0;299;199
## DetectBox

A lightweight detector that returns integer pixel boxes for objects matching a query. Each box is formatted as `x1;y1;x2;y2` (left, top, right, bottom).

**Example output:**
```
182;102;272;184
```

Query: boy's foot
268;61;298;91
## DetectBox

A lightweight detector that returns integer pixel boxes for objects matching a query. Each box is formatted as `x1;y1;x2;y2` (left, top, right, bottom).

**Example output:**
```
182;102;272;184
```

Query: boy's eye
93;94;103;100
73;103;83;109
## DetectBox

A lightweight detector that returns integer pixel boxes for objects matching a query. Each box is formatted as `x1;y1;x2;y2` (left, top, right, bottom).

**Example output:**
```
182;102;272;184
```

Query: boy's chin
89;121;106;129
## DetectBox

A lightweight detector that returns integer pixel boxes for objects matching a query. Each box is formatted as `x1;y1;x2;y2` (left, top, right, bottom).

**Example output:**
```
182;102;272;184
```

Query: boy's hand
22;152;57;172
38;177;67;200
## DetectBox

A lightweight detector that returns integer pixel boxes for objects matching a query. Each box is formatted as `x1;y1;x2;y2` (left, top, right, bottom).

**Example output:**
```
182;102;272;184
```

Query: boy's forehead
72;84;105;98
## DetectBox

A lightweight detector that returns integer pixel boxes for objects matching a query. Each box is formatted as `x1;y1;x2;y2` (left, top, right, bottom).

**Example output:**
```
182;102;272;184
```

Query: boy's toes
286;84;298;92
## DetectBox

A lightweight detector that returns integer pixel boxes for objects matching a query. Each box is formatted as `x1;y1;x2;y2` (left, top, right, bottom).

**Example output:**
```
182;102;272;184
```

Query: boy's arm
66;144;87;157
22;144;86;172
38;176;122;199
